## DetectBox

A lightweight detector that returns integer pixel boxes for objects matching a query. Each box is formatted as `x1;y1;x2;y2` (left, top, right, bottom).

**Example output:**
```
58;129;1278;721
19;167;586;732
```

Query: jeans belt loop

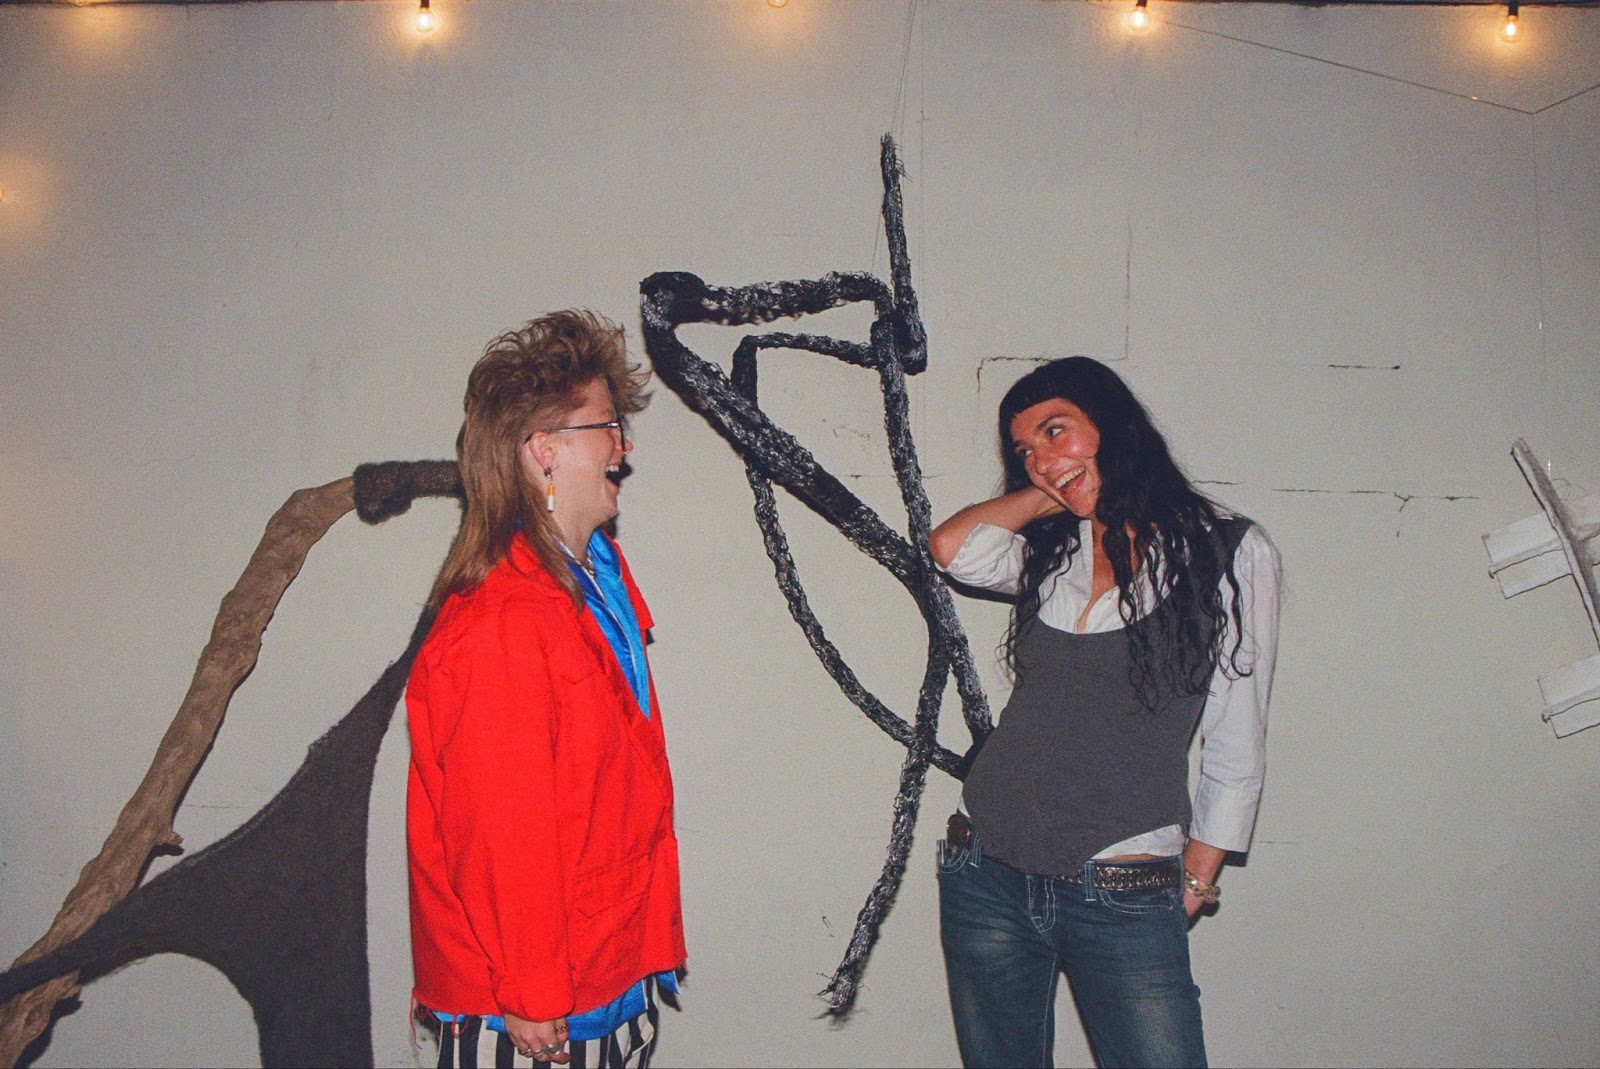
944;811;982;868
1080;859;1097;902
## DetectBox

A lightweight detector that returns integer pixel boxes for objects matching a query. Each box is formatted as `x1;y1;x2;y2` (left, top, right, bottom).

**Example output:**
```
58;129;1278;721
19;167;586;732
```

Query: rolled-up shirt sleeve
1190;525;1282;853
943;522;1027;595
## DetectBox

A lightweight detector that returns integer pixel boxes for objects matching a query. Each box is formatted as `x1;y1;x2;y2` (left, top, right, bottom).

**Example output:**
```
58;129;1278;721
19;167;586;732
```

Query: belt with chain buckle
945;812;1182;890
1061;857;1182;890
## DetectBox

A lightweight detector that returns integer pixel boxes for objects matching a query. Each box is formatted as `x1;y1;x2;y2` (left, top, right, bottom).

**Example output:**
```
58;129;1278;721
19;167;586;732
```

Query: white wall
2;2;1597;1066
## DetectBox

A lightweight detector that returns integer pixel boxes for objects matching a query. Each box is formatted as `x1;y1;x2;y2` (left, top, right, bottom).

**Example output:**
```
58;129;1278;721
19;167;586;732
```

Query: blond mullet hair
427;310;648;612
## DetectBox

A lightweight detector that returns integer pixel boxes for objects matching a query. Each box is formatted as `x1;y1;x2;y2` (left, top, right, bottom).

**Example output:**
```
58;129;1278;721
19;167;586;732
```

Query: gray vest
962;520;1249;875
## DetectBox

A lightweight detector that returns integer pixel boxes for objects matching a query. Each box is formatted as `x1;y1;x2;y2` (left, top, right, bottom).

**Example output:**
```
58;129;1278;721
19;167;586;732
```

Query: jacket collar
502;531;573;599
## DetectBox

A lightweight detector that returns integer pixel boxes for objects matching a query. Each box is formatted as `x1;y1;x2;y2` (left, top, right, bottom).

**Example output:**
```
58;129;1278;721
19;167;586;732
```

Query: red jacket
406;533;686;1022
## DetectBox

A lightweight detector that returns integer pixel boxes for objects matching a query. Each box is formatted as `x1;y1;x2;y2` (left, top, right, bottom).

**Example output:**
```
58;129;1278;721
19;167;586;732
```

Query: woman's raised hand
929;487;1066;567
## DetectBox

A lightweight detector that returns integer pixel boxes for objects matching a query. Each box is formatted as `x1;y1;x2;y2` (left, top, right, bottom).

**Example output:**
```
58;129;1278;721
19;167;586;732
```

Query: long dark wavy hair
999;357;1250;705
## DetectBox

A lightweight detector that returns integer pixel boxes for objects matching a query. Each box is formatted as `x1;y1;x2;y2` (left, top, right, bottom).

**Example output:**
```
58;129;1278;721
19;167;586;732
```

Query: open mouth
1051;468;1085;493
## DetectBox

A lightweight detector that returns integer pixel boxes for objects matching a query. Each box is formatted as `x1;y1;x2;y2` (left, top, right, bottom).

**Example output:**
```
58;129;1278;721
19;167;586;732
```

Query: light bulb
1129;0;1150;32
1500;3;1520;41
767;0;789;8
417;0;435;33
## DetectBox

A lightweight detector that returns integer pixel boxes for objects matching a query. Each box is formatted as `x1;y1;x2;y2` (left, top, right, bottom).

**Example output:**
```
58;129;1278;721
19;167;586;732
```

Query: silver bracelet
1183;872;1221;903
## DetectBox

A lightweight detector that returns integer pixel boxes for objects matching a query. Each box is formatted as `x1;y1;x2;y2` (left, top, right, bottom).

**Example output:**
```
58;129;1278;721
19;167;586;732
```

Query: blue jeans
938;834;1206;1069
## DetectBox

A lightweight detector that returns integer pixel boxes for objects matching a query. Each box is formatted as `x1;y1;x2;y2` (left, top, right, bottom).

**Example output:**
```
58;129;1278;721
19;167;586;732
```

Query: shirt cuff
1190;772;1263;854
943;523;1024;592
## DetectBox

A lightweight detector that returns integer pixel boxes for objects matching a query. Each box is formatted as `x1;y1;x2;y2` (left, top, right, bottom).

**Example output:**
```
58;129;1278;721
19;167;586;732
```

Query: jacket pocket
568;854;656;984
554;654;602;686
573;854;653;919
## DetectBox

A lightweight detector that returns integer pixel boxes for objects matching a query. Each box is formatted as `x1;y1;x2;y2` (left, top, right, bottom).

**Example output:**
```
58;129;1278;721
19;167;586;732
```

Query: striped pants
427;1003;659;1069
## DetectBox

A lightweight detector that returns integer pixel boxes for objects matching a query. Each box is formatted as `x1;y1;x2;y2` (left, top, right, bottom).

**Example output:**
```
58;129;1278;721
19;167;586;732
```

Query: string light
1500;2;1520;41
767;0;789;8
1128;0;1150;33
416;0;435;33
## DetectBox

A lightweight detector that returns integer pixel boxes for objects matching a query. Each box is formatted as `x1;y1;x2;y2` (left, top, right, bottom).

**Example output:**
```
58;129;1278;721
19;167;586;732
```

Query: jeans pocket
936;839;972;875
1096;885;1182;915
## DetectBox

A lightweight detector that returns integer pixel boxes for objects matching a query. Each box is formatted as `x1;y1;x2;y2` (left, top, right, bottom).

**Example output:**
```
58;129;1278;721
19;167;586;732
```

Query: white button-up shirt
946;518;1282;858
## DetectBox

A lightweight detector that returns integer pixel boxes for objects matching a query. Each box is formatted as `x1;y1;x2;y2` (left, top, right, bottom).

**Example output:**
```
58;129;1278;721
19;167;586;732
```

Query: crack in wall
1270;486;1481;538
1271;487;1479;505
976;354;1052;389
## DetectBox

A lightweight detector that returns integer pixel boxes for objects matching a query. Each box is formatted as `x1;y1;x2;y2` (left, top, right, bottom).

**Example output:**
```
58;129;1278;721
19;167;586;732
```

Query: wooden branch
0;477;358;1068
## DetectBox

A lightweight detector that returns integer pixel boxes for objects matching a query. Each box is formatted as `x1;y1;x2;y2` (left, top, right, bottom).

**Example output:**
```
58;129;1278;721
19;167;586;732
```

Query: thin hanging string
915;5;927;435
1528;117;1547;346
874;0;922;275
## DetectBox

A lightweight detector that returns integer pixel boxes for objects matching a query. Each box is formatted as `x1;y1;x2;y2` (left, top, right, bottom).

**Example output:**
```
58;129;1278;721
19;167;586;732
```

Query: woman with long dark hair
929;356;1280;1068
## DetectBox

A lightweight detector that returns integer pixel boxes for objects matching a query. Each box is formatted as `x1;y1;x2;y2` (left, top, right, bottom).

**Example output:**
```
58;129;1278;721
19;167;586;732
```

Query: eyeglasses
527;419;628;447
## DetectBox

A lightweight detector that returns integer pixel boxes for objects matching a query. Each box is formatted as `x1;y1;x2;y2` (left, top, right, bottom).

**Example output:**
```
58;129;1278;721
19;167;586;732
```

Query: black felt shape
0;463;455;1068
639;135;993;1013
354;459;463;523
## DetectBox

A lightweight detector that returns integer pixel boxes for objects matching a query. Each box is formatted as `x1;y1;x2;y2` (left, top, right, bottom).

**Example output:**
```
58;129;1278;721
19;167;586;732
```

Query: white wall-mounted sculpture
1484;439;1600;737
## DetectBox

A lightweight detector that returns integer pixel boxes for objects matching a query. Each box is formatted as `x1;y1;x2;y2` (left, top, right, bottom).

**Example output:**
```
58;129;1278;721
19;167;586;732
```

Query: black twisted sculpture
640;134;991;1013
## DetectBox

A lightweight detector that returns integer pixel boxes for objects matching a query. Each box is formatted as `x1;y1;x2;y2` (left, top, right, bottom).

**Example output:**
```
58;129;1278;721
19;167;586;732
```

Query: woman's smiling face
1009;396;1103;521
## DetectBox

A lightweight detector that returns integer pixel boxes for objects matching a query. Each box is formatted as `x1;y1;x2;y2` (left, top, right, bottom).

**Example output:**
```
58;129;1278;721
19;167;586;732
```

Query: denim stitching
1026;875;1057;934
937;829;985;876
1035;962;1060;1064
1096;885;1181;915
935;840;970;875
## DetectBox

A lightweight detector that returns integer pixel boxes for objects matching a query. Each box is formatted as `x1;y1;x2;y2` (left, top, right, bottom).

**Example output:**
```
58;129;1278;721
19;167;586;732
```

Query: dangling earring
544;467;555;513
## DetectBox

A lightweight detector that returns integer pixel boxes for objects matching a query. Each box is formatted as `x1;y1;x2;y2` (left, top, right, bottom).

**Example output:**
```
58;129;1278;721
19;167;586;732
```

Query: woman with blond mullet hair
408;310;685;1068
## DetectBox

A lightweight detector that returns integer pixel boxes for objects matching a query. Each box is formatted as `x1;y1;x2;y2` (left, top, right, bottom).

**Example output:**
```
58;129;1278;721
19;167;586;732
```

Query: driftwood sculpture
0;461;461;1068
640;134;992;1012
